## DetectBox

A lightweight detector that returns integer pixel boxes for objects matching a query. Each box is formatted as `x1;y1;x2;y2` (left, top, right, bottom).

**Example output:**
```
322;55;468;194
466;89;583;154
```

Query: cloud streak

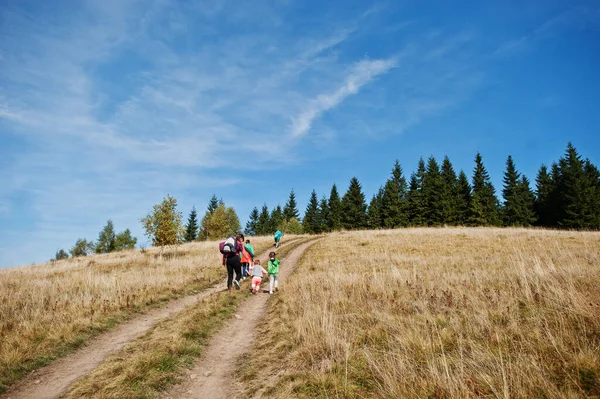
290;58;397;137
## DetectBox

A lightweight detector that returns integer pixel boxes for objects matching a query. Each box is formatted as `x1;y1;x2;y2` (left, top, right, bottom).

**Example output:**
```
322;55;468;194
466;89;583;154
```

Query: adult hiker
222;233;245;290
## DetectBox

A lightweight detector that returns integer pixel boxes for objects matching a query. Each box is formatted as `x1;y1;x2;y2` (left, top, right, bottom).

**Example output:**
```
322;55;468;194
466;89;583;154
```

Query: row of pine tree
52;142;599;261
243;143;600;234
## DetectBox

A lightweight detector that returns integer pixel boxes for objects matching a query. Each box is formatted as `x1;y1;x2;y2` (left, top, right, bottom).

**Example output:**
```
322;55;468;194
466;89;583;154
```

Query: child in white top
249;259;268;294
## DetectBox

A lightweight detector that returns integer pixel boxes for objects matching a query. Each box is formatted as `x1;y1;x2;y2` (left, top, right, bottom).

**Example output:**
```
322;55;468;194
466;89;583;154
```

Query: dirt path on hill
0;241;300;399
163;240;317;399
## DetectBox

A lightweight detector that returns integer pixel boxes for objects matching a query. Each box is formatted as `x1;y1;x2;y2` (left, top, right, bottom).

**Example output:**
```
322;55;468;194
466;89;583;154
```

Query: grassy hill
241;228;600;398
2;228;599;398
0;235;277;392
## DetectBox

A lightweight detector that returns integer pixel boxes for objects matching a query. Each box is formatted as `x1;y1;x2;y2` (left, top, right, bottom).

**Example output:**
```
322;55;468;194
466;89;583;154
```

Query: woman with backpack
221;233;245;290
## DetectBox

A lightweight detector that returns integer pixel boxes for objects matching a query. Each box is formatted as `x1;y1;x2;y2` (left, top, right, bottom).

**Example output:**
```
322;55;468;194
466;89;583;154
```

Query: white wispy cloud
289;58;397;137
494;6;600;57
0;0;491;267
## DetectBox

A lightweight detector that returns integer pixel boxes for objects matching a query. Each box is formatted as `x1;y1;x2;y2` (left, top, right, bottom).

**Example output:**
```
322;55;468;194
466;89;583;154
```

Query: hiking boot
233;279;241;290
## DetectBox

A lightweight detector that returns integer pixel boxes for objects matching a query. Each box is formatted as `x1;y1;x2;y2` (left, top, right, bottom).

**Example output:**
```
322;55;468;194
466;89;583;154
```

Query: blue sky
1;0;599;268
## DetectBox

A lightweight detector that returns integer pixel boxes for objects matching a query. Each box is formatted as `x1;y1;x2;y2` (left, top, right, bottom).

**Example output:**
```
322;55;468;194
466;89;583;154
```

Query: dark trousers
226;255;242;288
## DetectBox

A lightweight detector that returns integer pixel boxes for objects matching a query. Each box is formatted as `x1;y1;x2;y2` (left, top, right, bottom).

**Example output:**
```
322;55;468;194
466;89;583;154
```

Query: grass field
0;235;277;392
239;228;600;398
3;228;599;398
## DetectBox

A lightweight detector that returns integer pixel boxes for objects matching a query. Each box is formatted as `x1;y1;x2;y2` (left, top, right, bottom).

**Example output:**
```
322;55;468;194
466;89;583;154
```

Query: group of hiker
220;230;283;294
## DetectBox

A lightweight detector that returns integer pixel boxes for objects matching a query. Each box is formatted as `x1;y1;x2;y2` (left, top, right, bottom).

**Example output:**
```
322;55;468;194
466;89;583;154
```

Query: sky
1;0;599;268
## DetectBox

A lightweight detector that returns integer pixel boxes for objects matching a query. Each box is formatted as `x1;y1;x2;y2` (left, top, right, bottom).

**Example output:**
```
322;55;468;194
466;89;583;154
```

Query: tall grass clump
0;235;278;392
242;228;600;398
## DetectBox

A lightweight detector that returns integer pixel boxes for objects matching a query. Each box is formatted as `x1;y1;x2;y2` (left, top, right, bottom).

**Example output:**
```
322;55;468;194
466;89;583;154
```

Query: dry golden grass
241;228;600;398
0;235;279;392
64;236;315;399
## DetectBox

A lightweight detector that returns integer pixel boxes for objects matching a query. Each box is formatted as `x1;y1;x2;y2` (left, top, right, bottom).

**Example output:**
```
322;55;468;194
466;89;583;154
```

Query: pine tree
328;184;342;230
368;187;384;229
244;207;259;236
256;204;271;235
422;156;444;226
407;158;427;226
270;205;284;231
516;176;537;226
556;143;589;229
502;156;536;226
502;155;521;226
184;206;199;242
456;170;472;225
303;190;320;234
319;196;331;232
583;160;600;229
440;156;458;225
535;164;554;227
115;229;137;250
53;249;69;261
207;194;220;215
141;195;184;246
341;177;368;229
283;190;300;221
96;220;116;254
70;238;95;257
469;153;500;226
381;160;408;228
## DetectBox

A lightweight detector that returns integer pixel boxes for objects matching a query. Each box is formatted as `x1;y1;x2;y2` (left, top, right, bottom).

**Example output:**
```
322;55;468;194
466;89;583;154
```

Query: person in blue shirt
273;230;283;248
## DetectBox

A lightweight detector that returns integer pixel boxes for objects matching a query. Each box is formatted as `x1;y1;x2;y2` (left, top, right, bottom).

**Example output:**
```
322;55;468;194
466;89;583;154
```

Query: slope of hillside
0;235;280;393
239;228;600;398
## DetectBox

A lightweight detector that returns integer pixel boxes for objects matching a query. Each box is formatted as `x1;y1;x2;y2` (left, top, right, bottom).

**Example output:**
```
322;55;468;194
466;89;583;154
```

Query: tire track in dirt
162;239;318;399
0;241;301;399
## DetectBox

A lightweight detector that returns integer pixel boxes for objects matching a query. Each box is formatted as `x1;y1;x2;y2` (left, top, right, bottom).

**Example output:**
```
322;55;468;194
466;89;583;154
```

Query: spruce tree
381;160;408;228
328;184;342;230
53;249;69;261
517;176;537;226
319;196;331;232
256;204;271;235
422;156;444;226
583;160;600;229
556;143;590;228
502;155;521;226
407;158;426;226
368;187;384;229
470;153;500;226
207;194;220;215
535;164;554;227
184;206;199;242
303;190;320;234
456;170;472;225
283;190;300;221
341;177;368;229
115;229;137;250
440;156;458;225
96;220;116;253
270;205;284;231
244;207;259;236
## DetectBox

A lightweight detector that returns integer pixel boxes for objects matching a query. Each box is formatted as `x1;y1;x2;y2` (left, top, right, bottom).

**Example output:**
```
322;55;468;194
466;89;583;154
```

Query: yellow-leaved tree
140;195;184;247
200;203;241;240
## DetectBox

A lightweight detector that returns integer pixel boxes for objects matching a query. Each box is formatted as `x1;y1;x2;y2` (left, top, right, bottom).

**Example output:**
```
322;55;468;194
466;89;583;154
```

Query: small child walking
267;251;281;294
249;259;268;294
241;239;254;278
